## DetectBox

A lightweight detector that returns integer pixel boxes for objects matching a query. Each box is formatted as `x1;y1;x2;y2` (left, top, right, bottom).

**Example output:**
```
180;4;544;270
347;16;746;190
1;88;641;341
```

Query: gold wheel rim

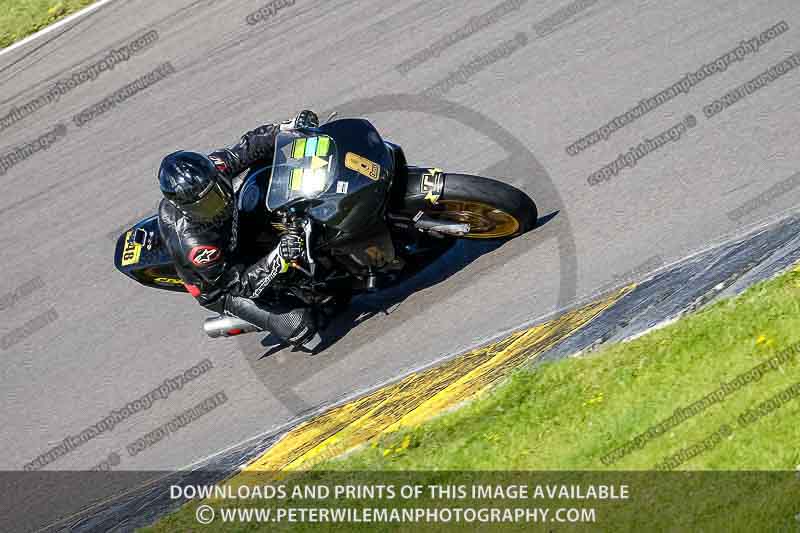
432;200;520;238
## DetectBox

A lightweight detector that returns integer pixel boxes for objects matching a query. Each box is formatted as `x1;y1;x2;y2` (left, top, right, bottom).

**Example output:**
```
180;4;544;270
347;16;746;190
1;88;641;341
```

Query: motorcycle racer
157;110;324;351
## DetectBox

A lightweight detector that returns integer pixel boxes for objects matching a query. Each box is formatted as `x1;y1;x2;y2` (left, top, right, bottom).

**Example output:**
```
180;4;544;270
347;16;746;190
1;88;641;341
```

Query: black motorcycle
114;118;537;338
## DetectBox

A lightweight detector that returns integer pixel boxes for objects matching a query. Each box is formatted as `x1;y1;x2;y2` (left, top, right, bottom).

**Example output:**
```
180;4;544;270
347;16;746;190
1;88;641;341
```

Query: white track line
0;0;119;59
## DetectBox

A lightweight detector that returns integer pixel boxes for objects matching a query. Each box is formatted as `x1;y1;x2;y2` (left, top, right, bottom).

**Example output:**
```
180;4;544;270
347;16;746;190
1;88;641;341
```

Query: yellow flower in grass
484;432;501;443
583;393;605;407
756;334;776;347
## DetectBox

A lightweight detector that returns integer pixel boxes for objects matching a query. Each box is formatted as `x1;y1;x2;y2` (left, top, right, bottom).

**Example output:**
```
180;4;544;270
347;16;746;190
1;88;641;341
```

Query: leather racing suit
158;122;320;349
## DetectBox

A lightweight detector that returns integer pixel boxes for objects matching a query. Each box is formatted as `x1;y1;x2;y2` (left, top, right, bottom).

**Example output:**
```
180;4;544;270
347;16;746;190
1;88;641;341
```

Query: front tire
426;174;537;239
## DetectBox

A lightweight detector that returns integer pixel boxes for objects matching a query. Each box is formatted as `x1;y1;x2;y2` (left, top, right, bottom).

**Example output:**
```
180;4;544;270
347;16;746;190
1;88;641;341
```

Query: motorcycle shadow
259;211;558;356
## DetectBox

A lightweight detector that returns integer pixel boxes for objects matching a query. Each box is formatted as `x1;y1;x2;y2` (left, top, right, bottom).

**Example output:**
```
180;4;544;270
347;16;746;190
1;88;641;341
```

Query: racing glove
229;232;305;300
278;231;305;263
280;109;319;131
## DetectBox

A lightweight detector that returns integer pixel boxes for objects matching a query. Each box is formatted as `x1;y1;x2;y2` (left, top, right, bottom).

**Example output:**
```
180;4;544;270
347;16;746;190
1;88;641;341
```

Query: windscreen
267;131;337;210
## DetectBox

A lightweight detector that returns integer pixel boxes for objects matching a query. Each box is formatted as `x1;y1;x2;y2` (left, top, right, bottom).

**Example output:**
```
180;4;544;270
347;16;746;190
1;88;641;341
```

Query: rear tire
427;174;537;239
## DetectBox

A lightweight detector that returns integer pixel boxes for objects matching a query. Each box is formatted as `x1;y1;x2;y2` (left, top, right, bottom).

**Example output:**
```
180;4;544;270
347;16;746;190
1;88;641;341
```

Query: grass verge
0;0;97;50
146;265;800;531
331;268;800;472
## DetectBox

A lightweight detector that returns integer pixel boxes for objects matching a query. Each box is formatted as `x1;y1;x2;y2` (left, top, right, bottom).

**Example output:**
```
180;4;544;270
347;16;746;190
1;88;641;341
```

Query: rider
157;110;324;351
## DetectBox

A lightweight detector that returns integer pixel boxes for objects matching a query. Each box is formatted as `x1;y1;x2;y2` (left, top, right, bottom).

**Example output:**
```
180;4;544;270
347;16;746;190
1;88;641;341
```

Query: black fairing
113;215;187;293
273;119;393;245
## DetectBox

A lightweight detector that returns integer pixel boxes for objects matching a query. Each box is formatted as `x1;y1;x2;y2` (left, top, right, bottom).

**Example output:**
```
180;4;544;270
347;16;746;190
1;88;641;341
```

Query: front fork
302;218;316;277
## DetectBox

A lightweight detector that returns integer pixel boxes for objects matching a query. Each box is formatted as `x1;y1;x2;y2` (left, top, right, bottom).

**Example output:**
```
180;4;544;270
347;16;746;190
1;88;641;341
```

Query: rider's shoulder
157;197;180;225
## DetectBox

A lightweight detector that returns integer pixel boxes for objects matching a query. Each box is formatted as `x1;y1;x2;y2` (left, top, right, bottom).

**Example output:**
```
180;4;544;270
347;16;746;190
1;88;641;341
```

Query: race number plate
344;152;380;181
121;230;143;266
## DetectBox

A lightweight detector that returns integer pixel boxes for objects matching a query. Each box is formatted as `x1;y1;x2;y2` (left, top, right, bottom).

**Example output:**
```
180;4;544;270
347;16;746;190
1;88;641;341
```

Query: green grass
146;266;800;531
0;0;97;49
323;266;800;472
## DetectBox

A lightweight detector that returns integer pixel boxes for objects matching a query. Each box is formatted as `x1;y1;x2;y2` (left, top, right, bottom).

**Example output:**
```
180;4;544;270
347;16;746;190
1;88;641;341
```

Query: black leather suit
158;124;318;346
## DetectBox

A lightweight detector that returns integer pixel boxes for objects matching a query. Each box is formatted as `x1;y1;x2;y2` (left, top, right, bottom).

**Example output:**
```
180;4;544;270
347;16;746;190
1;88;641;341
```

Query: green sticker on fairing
292;138;306;159
288;137;333;192
317;136;330;156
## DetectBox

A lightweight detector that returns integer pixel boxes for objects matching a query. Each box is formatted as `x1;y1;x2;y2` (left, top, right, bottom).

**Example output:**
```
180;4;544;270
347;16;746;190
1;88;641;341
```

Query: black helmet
158;151;232;221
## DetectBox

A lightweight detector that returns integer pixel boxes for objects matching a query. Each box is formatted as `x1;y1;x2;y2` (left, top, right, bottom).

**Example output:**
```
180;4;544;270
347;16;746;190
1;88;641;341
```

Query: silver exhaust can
203;315;261;338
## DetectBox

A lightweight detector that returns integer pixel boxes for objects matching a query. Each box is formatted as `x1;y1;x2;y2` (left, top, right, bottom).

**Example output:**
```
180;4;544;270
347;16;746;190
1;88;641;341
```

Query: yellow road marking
242;285;634;473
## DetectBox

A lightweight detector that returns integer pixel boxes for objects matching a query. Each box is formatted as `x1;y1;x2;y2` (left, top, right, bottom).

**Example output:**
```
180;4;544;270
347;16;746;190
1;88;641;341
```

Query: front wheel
426;174;537;239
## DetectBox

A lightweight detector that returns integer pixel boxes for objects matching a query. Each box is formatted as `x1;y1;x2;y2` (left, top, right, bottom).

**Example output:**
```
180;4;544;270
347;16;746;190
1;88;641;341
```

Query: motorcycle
114;117;537;339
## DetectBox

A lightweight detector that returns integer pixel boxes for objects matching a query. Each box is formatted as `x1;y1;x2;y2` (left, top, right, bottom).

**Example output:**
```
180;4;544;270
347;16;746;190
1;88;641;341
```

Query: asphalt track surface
1;0;799;480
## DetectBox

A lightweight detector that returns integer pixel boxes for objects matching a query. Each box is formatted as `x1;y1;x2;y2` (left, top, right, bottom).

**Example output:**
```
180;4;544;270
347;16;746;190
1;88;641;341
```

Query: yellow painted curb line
239;284;635;475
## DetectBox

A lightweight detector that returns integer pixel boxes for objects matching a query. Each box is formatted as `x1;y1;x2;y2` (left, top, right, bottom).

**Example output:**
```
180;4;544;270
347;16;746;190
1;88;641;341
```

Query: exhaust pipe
413;215;471;236
203;315;262;338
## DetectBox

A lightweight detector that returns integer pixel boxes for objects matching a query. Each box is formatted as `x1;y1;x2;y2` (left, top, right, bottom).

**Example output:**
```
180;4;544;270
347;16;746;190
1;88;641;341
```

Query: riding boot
224;295;322;351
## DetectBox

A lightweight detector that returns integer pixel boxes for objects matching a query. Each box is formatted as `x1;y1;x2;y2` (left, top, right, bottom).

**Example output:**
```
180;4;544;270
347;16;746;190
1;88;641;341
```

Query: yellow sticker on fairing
154;277;183;285
121;231;142;266
290;168;304;191
310;155;329;170
345;152;380;181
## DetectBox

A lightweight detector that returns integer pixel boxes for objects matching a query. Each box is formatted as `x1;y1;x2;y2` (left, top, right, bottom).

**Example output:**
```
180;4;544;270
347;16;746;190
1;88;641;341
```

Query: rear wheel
426;174;537;239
